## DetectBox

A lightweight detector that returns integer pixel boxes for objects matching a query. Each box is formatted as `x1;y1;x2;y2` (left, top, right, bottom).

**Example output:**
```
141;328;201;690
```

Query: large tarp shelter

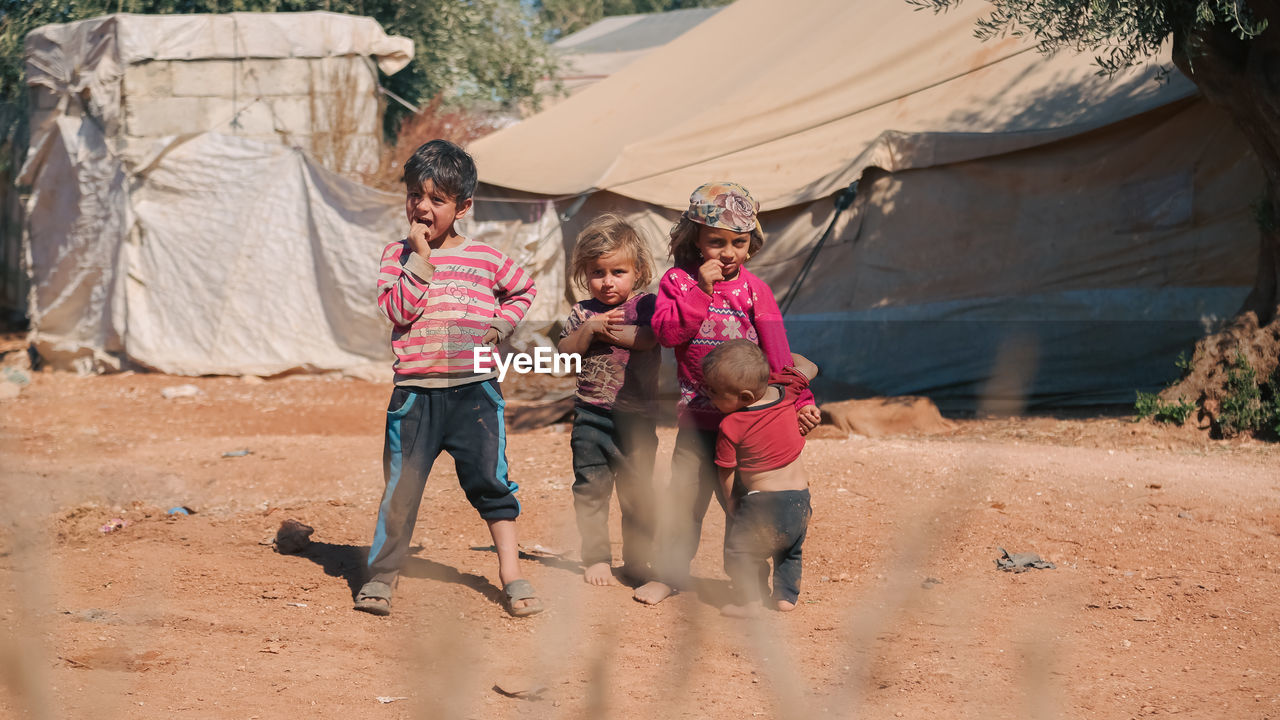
469;0;1262;407
16;12;584;377
18;13;425;377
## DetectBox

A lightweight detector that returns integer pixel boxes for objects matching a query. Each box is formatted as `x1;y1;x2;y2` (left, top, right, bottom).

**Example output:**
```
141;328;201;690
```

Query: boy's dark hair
403;139;478;202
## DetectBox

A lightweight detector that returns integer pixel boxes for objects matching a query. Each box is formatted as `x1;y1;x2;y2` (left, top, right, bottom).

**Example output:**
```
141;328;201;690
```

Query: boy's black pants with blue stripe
365;378;519;587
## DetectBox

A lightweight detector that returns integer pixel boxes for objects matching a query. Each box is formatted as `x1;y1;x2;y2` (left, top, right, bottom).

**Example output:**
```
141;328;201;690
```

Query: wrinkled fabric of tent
471;0;1193;207
18;13;433;377
22;125;561;377
469;0;1262;407
23;12;411;140
25;125;401;377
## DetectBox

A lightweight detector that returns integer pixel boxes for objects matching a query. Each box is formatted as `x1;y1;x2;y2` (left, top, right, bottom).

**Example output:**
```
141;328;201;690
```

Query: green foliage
537;0;732;40
1174;350;1192;372
1218;355;1280;438
1;0;559;133
1134;390;1196;425
1266;368;1280;437
1218;352;1263;436
1136;351;1280;438
906;0;1270;75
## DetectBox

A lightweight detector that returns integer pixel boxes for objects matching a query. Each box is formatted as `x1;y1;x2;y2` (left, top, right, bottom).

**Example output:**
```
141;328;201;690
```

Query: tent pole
780;181;858;316
559;193;590;222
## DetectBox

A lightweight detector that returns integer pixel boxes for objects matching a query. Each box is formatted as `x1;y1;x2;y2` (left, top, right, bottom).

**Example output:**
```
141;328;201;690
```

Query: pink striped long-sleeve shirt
652;265;816;430
377;239;535;388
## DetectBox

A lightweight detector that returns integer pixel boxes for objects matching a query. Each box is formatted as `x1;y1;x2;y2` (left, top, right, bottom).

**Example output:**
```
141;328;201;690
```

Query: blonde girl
557;213;661;586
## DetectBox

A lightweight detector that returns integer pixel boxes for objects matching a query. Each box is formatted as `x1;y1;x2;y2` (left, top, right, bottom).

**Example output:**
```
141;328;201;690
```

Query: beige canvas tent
549;7;722;99
469;0;1262;407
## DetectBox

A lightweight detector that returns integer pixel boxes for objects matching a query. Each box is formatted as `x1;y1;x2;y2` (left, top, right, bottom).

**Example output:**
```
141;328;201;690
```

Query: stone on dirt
274;519;314;554
161;384;201;399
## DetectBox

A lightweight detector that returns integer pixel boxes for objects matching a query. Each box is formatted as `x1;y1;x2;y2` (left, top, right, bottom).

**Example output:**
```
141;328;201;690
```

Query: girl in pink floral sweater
633;181;819;606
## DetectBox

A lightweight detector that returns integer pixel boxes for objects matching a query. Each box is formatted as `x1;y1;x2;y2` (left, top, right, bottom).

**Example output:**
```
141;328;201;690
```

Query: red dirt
1;371;1278;719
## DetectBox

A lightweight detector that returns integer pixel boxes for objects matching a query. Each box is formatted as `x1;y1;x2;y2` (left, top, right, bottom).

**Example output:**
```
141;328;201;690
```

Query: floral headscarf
683;181;760;233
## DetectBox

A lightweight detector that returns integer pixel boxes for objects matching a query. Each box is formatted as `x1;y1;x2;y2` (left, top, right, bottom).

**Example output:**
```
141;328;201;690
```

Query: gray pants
570;404;658;577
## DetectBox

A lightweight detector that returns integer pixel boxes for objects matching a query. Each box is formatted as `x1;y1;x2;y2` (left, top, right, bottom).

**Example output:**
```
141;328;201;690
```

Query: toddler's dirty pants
723;488;811;605
570;404;658;578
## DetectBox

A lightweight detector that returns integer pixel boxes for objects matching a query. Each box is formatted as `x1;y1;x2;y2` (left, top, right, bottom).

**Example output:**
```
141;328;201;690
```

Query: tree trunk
1159;14;1280;435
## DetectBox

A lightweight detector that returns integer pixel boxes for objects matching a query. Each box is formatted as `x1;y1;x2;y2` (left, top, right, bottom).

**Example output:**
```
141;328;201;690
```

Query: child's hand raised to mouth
697;257;726;296
407;221;431;257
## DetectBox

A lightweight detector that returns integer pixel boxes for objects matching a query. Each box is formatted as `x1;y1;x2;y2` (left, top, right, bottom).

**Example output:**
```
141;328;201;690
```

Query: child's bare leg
775;599;796;612
633;580;674;604
584;562;616;586
634;428;716;606
487;519;537;612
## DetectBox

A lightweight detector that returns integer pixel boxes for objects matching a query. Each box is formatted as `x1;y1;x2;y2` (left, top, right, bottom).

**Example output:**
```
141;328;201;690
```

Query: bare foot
583;562;616;586
633;580;674;605
510;598;538;614
721;602;760;618
775;599;797;612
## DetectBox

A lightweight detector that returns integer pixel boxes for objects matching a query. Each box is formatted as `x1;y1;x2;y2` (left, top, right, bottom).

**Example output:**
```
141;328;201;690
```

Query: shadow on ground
295;542;584;608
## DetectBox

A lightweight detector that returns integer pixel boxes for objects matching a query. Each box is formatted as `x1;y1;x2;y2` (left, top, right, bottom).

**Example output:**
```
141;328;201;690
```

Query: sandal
353;580;392;616
502;579;544;618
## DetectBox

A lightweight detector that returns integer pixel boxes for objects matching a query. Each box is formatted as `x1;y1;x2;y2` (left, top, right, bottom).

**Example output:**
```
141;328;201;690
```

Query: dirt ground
1;371;1278;719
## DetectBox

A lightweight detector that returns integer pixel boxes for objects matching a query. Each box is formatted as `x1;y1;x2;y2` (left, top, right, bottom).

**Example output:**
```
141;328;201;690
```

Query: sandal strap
357;580;392;600
503;579;536;601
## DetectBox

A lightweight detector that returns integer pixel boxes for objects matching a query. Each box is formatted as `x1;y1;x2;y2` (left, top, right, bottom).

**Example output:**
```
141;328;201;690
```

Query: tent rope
780;181;858;317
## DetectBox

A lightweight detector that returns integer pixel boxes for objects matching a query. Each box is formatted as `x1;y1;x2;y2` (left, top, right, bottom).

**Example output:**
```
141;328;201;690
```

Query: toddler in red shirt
702;339;818;617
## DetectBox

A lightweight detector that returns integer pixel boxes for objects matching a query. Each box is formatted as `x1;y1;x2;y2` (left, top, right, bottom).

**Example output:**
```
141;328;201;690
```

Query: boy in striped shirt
354;140;543;618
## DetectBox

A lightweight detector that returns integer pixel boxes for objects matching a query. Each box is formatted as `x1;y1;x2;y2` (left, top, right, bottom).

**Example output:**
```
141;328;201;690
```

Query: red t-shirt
715;367;810;472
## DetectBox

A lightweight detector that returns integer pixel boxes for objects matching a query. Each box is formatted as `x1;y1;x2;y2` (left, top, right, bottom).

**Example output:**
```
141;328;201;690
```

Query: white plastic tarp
23;117;131;371
26;124;565;377
26;126;394;376
19;12;448;377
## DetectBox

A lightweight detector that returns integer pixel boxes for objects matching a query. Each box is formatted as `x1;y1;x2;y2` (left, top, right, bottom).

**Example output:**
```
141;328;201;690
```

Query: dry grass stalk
361;96;503;192
307;58;375;181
